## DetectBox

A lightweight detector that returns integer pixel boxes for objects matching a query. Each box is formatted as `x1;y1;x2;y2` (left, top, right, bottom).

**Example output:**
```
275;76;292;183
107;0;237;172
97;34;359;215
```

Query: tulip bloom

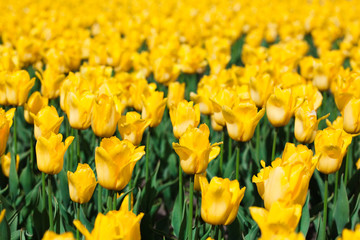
95;137;145;191
36;67;65;99
249;201;304;240
141;90;167;128
222;100;265;142
32;106;64;140
343;98;360;134
190;85;214;115
338;224;360;240
170;100;200;139
36;133;74;175
118;112;151;146
250;72;274;107
42;231;75;240
91;94;119;138
167;81;185;108
172;124;222;175
67;91;95;130
1;152;19;178
74;208;144;239
24;91;48;124
67;163;97;204
5;70;35;106
0;108;15;156
315;128;352;174
199;176;246;225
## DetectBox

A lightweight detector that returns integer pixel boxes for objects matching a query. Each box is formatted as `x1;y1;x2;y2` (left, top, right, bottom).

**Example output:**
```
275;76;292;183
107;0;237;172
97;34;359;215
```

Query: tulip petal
73;219;92;239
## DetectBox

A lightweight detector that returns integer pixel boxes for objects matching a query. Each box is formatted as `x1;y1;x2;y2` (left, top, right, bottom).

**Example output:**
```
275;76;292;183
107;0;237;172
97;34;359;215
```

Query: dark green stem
219;130;225;177
334;171;339;203
236;145;240;180
228;137;232;162
271;128;278;162
42;172;46;209
145;129;150;183
13;107;17;158
30;130;34;172
70;128;74;170
48;176;54;231
97;185;102;213
76;203;80;240
188;175;194;240
217;225;222;240
113;191;117;211
256;124;260;162
179;162;183;213
323;174;328;239
77;129;81;163
345;148;350;186
128;180;132;211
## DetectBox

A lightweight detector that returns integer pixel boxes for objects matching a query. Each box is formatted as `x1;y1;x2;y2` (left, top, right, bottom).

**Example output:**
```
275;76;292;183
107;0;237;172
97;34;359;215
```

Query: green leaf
333;177;350;235
244;223;259;240
316;217;325;240
9;150;19;200
299;193;310;237
19;159;34;194
58;169;70;209
0;216;10;240
171;191;184;237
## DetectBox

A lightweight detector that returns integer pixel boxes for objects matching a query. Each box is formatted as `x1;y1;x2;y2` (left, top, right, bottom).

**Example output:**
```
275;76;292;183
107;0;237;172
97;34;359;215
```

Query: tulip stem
76;203;80;240
48;176;54;231
97;185;102;213
219;130;224;177
41;172;46;209
323;174;328;239
13;107;17;158
113;191;117;210
228;137;232;162
271;128;278;162
30;130;34;172
344;144;351;186
77;129;81;163
128;180;132;211
334;171;339;203
70;128;74;170
235;145;240;180
217;225;222;240
188;175;194;240
145;129;150;183
179;162;183;213
107;191;113;212
256;123;260;162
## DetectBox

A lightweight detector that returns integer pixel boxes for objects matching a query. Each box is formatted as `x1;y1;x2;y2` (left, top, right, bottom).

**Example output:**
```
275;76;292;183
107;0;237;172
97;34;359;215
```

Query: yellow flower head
0;108;15;156
338;224;360;240
167;81;185;108
24;91;48;124
5;70;35;106
1;152;19;178
170;100;200;139
343;98;360;134
141;90;167;128
42;231;75;240
32;106;64;140
118;111;151;146
67;90;95;130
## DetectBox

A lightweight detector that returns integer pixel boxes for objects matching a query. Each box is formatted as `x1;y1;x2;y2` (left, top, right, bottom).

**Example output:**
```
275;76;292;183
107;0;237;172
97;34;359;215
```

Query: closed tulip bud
1;152;19;178
167;81;185;108
338;224;360;240
343;98;360;134
36;133;74;175
222;100;265;142
74;209;144;239
199;176;246;225
0;108;15;156
315;128;352;174
91;94;119;138
67;91;95;130
266;87;300;127
67;163;97;204
0;209;5;224
24;91;48;124
250;201;304;240
5;70;35;106
95;137;145;191
173;124;222;175
32;106;64;140
141;90;167;128
118;112;151;146
170;100;200;139
294;101;329;143
42;231;75;240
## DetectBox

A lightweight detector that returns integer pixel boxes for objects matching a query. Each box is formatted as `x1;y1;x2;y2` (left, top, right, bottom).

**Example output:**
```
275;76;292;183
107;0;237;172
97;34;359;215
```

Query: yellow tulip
152;55;180;86
357;158;360;170
291;83;323;110
74;209;144;240
118;112;151;146
338;224;360;240
0;209;5;224
266;87;300;127
249;201;304;240
36;67;65;99
67;163;97;204
36;133;74;175
24;91;48;124
42;231;75;240
67;91;95;130
210;115;223;132
250;72;274;108
222;99;265;142
294;101;329;144
141;90;167;128
91;94;119;138
95;137;145;191
32;106;64;140
199;176;246;225
167;81;185;108
119;193;133;212
343;98;360;134
326;116;344;130
0;108;15;156
172;124;222;175
190;83;214;115
169;100;200;139
315;128;352;174
194;172;206;192
1;152;19;178
5;70;35;106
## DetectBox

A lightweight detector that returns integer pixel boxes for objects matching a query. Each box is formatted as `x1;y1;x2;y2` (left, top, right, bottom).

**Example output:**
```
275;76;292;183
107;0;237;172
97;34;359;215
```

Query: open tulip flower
74;208;144;240
42;231;75;240
0;108;15;156
342;97;360;134
67;163;97;204
24;91;48;124
1;152;19;178
141;90;167;128
36;133;74;175
118;111;151;146
36;67;66;99
167;81;185;108
170;100;200;139
338;224;360;240
67;90;95;130
250;201;304;240
315;127;352;174
199;176;246;225
222;99;265;142
172;124;222;175
95;137;145;191
5;70;35;106
32;106;64;140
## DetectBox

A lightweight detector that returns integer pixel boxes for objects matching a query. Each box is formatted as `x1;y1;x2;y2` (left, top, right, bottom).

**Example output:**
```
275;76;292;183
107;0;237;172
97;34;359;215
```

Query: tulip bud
32;106;64;140
170;100;200;139
0;108;15;156
5;70;35;106
67;163;97;204
67;91;95;130
141;90;167;128
42;231;75;240
1;152;19;178
343;98;360;134
24;91;48;124
118;112;151;146
167;81;185;108
36;133;74;175
199;176;246;225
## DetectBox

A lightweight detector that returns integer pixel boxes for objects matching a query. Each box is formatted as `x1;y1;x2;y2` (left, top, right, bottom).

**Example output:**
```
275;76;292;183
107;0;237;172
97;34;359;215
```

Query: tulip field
2;0;360;239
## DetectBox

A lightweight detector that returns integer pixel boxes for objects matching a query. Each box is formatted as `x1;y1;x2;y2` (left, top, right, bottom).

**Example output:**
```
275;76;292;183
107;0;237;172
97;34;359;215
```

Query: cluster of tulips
1;0;360;239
